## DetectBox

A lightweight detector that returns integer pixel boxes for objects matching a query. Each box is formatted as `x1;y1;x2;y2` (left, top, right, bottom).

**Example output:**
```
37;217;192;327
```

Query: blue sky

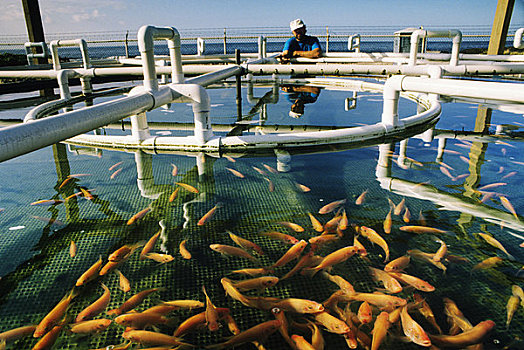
1;0;523;35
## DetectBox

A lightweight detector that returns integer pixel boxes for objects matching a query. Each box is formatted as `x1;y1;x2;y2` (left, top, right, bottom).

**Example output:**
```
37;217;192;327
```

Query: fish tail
301;267;320;277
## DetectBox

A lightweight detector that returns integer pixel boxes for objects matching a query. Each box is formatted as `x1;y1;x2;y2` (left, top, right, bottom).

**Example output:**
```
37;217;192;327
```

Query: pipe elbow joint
138;25;157;52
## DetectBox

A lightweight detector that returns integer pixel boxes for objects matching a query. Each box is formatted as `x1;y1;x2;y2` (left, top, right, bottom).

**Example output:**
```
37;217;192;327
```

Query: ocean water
0;78;522;349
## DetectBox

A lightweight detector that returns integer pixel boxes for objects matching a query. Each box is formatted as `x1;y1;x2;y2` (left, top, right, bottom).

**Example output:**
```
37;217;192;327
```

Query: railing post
223;28;227;55
326;26;329;53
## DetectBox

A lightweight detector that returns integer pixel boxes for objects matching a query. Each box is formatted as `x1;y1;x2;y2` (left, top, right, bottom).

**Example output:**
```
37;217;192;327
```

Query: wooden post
487;0;515;54
21;0;54;97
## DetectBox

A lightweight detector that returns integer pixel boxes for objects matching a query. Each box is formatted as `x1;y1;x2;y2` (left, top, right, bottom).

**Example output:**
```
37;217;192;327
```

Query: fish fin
300;267;320;277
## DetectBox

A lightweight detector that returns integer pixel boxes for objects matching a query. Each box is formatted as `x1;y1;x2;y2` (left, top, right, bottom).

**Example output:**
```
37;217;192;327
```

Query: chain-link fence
1;24;523;61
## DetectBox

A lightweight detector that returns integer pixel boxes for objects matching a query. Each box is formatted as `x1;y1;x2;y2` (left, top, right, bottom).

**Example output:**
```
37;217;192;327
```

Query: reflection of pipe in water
135;151;164;200
376;144;524;232
158;219;168;254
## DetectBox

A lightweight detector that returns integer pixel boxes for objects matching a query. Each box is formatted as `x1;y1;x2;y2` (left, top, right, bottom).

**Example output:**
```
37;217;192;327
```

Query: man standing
278;19;322;63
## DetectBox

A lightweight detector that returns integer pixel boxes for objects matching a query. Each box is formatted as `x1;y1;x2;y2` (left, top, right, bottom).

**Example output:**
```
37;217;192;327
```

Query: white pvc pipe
409;29;462;66
170;84;212;143
398;76;524;103
137;25;184;91
50;39;91;70
0;92;155;162
514;28;524;49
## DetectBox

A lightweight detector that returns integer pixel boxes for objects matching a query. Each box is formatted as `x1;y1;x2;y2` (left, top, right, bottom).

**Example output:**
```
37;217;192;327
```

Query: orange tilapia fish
179;239;192;260
75;283;111;322
478;182;507;191
197;203;223;226
107;288;161;316
206;319;282;349
368;267;403;293
227;231;264;255
259;231;299;245
175;182;199;193
413;293;442;334
383;209;392;234
295;182;311;192
141;227;163;260
280;251;316;281
79;187;95;200
173;308;230;337
229;276;279;292
321;272;356;296
71;319;112;334
433;238;448;262
168;187;180;203
69;241;77;258
400;306;431;347
252;166;267;176
399;226;446;235
499;195;519;220
506;295;519;328
276;221;304;233
115;269;131;293
393;198;406;216
472;256;504;270
300;309;351;330
388;272;435;292
302;246;357;276
109;242;143;262
384;255;410;272
30;199;63;206
230;267;274;277
0;325;37;343
338;209;349;232
262;163;278;174
127;207;151;225
307;212;324;233
264;177;275;192
349;292;406;309
358;301;372;325
76;256;103;286
271;240;308;268
122;330;191;347
477;233;512;258
108;161;123;171
318;199;347;215
371;312;390;350
210;244;258;262
33;289;77;337
110;167;123;180
143;253;175;264
403;207;411;223
170;163;178;176
428;320;495;348
114;313;168;329
202;285;220;332
225;167;245;178
355;190;368;205
359;226;390;262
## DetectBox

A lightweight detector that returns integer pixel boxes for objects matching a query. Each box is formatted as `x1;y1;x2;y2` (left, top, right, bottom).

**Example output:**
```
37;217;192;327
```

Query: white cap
290;19;305;31
289;110;303;118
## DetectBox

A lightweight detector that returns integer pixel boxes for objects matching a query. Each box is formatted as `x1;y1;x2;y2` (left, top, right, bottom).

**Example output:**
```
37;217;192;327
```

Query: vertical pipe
223;28;227;55
125;30;129;58
326;26;329;53
130;112;150;140
235;49;242;120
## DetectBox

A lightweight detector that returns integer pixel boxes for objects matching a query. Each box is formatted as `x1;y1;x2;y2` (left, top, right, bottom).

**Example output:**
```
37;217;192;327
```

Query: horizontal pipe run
0;92;154;162
409;29;462;66
398;76;524;103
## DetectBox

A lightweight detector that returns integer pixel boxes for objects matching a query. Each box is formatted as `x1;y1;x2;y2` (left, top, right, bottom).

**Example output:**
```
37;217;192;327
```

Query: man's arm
289;47;322;58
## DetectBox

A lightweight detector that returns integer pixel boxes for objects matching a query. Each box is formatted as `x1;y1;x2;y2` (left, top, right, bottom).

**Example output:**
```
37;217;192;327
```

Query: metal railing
1;24;523;61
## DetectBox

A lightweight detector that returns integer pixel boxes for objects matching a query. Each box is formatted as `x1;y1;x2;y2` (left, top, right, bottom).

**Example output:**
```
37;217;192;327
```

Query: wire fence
1;24;523;60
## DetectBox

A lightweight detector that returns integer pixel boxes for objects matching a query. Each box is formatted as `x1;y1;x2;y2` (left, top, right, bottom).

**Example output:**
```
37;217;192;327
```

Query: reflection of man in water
282;85;321;118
